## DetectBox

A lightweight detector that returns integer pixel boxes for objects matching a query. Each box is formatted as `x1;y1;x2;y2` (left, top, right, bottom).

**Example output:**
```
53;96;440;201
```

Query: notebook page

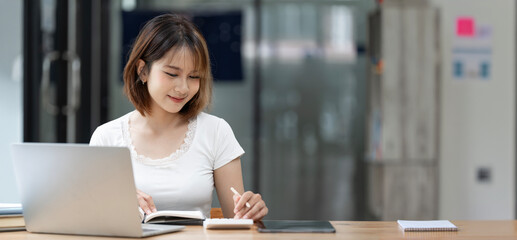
397;220;458;232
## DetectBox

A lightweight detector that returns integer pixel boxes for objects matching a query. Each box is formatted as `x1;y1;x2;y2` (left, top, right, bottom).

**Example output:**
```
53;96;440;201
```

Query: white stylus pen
230;187;251;208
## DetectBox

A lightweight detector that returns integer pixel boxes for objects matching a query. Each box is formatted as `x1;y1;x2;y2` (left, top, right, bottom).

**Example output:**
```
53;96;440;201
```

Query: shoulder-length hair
123;13;212;119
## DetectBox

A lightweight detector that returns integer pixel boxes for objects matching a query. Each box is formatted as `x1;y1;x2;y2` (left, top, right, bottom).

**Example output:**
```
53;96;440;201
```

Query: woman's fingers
250;206;269;221
137;189;157;214
233;191;268;220
243;193;268;220
232;194;241;213
233;191;254;213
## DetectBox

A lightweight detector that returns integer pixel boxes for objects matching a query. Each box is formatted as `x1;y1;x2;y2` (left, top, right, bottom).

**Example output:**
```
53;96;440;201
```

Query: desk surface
1;220;516;240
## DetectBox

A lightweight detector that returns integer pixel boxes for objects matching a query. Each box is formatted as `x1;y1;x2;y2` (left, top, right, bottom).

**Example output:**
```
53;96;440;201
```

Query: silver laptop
11;143;184;237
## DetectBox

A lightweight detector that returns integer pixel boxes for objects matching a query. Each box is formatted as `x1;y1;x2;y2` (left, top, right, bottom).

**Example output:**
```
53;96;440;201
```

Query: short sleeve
213;118;245;170
89;127;106;146
88;113;128;147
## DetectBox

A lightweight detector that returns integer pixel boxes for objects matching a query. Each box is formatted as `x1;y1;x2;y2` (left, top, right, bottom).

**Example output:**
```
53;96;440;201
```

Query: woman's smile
168;95;185;103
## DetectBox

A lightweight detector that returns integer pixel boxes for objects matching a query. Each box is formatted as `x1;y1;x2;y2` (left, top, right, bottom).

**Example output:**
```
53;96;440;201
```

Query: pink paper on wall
456;17;475;37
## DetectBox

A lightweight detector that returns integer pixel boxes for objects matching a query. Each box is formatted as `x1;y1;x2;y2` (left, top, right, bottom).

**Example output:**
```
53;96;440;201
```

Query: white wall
0;0;22;203
435;0;515;219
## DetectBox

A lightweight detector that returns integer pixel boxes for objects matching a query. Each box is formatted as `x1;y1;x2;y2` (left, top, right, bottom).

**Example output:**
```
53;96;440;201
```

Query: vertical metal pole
76;0;93;143
90;0;102;132
23;0;42;142
100;0;110;125
515;0;517;220
252;0;262;192
67;0;77;143
56;0;68;142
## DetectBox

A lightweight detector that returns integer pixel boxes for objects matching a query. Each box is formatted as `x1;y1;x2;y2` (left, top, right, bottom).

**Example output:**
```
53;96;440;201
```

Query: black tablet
257;220;336;233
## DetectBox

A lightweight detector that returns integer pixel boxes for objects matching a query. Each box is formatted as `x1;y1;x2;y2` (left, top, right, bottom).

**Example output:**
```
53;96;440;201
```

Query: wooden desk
1;220;516;239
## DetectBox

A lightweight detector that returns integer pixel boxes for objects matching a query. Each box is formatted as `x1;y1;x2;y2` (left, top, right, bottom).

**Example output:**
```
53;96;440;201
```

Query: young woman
89;13;268;221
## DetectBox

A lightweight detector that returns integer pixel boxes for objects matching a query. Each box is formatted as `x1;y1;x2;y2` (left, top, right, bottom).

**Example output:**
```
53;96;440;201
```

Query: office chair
210;208;223;218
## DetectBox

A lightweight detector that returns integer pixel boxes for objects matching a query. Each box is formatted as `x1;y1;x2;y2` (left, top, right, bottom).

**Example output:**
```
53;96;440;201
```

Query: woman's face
141;47;201;115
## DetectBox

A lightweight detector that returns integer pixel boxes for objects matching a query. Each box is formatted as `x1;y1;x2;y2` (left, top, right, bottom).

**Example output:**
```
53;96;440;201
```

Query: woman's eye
189;76;200;79
165;72;178;77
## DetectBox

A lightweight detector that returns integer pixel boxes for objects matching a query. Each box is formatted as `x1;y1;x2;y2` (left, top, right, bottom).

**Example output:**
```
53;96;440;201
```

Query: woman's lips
168;95;185;103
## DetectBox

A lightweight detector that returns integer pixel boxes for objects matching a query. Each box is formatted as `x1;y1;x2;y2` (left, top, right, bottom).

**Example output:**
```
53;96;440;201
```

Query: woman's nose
174;77;189;95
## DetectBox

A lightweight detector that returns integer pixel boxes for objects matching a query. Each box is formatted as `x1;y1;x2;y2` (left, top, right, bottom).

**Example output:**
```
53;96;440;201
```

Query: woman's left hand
233;191;268;221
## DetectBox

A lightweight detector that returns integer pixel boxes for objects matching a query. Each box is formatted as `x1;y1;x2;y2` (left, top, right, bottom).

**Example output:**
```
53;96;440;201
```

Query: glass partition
0;0;22;202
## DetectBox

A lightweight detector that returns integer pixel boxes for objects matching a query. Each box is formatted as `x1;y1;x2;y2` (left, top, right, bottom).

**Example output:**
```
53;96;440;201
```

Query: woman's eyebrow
164;65;181;71
164;65;199;74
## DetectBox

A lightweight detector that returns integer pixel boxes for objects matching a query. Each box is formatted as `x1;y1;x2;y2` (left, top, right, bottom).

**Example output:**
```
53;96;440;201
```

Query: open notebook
397;220;458;232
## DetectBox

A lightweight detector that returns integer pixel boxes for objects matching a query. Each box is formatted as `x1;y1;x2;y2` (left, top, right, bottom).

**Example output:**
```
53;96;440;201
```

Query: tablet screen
257;220;336;233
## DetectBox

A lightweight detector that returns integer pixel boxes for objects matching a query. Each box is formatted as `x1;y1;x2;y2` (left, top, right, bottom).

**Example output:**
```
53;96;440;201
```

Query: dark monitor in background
122;10;243;82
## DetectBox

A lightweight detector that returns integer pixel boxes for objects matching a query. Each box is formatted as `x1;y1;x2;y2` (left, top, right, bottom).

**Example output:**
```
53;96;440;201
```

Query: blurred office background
0;0;515;221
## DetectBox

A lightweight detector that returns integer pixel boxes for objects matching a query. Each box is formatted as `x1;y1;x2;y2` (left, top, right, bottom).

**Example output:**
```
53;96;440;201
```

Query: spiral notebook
397;220;458;232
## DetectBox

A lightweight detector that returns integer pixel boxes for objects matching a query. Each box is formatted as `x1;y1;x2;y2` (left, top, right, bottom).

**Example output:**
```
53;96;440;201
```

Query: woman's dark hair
123;13;212;119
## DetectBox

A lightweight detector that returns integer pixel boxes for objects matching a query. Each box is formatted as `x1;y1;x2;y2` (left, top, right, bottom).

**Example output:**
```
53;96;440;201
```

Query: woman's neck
134;109;187;134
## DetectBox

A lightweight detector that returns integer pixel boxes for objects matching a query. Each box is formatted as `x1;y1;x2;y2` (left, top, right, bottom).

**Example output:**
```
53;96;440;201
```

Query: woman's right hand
137;189;157;214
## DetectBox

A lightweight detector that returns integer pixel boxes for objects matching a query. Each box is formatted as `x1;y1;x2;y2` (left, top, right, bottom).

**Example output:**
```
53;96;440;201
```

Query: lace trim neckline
123;112;197;167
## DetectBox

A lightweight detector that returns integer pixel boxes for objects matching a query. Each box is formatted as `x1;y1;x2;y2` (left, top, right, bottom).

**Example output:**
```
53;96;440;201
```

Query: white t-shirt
89;111;244;218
